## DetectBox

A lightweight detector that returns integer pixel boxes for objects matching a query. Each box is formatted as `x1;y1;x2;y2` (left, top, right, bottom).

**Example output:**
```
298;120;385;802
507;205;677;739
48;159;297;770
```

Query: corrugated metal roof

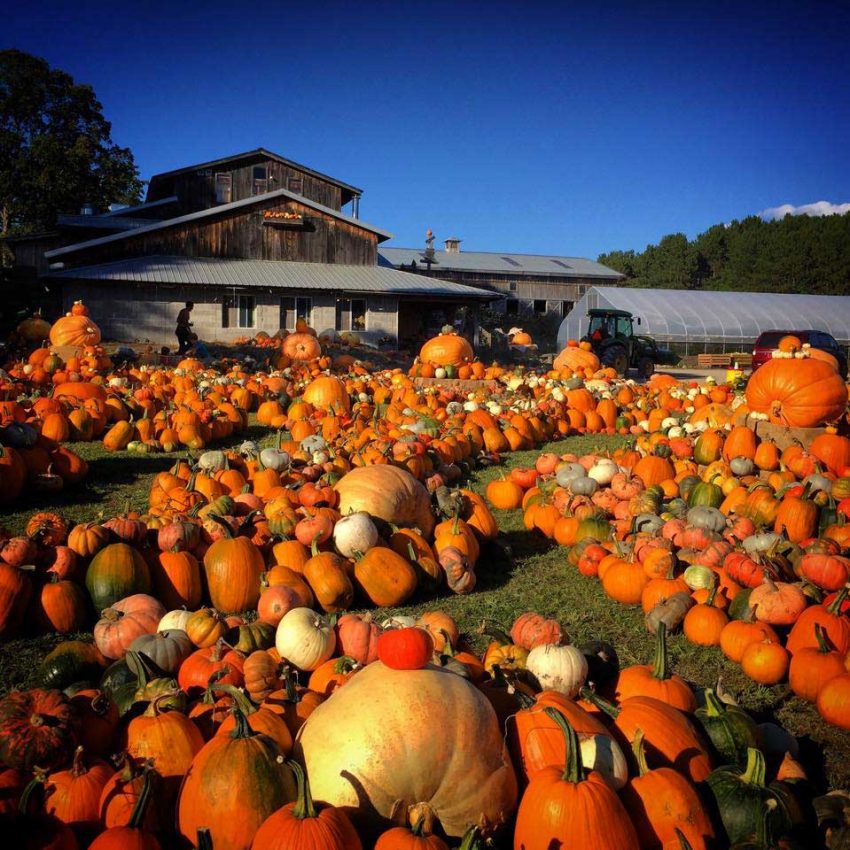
148;149;362;196
45;189;392;259
379;247;625;279
57;215;160;231
104;196;179;216
557;286;850;346
46;255;498;299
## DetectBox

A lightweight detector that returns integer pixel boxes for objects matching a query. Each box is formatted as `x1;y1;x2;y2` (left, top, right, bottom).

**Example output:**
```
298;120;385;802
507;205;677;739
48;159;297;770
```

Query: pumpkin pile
483;424;850;733
0;604;845;848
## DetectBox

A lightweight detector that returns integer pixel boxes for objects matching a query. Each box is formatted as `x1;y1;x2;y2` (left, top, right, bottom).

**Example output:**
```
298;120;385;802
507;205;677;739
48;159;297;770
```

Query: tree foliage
0;50;143;235
598;213;850;295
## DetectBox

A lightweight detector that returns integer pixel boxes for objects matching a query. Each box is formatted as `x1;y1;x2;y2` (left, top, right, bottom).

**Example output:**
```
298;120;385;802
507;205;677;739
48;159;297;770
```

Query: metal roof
46;255;498;299
45;189;392;259
104;196;179;216
147;149;362;196
379;247;625;279
57;214;160;231
558;286;850;346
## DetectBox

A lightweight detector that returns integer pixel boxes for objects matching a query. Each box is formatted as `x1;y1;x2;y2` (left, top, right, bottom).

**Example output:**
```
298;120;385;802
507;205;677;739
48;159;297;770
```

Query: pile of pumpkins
484;422;850;732
1;604;848;848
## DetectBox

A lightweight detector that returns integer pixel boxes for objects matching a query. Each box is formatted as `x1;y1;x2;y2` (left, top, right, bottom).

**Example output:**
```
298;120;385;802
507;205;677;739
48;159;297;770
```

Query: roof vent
444;237;462;254
80;203;94;216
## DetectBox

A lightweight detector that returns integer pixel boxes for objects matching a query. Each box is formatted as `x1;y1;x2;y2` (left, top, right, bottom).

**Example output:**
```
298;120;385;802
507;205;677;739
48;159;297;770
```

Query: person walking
175;301;194;354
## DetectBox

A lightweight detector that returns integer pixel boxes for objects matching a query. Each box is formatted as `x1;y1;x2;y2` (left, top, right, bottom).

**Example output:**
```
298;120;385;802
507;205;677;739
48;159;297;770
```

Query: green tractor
583;308;665;379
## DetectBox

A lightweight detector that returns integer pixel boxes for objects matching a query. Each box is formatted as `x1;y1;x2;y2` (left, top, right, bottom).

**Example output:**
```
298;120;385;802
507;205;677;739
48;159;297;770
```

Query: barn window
336;298;367;331
505;299;519;315
281;296;312;330
221;295;233;327
215;173;232;204
508;281;517;292
287;177;304;194
533;299;547;314
238;295;256;328
562;300;573;317
252;166;268;195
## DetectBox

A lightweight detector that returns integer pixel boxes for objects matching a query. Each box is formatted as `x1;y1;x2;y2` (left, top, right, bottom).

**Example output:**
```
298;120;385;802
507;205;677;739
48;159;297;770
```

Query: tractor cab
583;308;659;378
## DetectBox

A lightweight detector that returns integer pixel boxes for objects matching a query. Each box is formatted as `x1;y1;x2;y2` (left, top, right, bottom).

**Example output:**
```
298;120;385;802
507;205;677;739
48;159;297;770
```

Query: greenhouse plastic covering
557;286;850;351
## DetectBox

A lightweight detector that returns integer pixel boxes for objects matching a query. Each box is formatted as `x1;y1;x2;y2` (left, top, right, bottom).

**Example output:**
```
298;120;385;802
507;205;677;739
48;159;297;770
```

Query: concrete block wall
63;282;399;346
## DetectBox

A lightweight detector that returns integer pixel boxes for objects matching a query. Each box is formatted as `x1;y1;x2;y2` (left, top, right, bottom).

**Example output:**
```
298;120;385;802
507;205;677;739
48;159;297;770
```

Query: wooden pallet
697;352;753;369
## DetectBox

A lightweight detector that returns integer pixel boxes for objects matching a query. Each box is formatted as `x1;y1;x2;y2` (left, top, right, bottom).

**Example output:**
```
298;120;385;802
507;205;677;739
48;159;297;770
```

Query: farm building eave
146;149;363;198
379;247;625;279
557;285;850;346
45;255;498;300
44;189;392;260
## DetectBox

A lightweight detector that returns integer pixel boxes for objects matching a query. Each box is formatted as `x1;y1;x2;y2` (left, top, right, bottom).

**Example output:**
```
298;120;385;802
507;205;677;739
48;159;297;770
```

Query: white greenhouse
557;286;850;355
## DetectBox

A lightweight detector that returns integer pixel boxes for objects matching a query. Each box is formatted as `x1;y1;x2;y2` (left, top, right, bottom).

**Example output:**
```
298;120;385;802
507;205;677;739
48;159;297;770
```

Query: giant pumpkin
295;661;517;839
553;346;600;374
49;315;102;347
334;465;435;537
419;332;473;366
746;358;847;428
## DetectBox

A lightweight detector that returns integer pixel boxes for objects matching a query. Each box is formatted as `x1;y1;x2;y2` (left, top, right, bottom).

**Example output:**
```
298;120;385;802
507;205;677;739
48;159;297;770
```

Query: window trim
280;295;313;330
336;297;367;332
287;177;304;194
237;294;256;329
215;172;232;204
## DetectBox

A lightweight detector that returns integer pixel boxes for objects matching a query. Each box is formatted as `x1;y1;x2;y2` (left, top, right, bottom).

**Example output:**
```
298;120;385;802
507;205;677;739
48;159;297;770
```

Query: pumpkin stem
827;584;850;616
333;655;358;674
282;666;302;703
228;704;255;739
542;706;584;783
579;686;620;720
705;584;718;608
652;621;671;681
196;828;213;850
215;684;257;717
70;745;87;777
740;746;767;787
127;765;155;830
458;824;484;850
631;728;650;776
674;828;694;850
18;774;47;816
207;513;234;539
287;759;317;820
477;618;513;645
814;623;834;654
411;815;427;837
701;687;727;718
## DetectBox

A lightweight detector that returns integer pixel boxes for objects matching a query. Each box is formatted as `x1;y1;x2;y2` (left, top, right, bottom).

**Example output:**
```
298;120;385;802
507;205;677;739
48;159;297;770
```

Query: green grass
2;432;849;789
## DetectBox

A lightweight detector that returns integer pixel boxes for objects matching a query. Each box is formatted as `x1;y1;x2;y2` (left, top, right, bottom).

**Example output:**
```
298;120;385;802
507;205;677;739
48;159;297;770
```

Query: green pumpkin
99;650;164;716
227;621;276;653
575;516;612;543
728;589;754;621
444;364;457;378
85;542;151;611
39;640;106;690
696;689;762;766
688;478;724;509
677;475;701;502
706;748;792;845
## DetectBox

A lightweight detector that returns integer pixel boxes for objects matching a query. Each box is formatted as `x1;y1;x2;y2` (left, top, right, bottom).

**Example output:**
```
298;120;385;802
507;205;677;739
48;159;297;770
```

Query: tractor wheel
637;357;655;380
602;345;629;376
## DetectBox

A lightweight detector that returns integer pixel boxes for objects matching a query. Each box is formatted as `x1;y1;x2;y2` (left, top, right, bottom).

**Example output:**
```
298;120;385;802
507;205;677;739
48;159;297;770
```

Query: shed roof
379;247;624;279
147;148;362;196
45;189;392;260
557;286;850;347
46;255;497;299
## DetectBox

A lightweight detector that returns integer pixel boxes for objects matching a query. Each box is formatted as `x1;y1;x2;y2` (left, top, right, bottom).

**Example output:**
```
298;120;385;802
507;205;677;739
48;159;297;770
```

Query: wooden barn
8;149;495;347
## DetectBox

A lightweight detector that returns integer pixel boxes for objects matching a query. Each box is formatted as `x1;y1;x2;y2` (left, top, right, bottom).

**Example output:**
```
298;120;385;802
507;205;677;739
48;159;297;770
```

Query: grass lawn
2;430;848;789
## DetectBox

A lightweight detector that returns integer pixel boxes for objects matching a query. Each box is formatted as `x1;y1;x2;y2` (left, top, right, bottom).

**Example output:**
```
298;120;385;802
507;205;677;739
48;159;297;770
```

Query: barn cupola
444;236;462;253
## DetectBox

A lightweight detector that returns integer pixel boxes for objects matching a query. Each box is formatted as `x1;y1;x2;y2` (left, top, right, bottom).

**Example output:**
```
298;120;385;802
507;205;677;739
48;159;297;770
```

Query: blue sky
4;0;849;258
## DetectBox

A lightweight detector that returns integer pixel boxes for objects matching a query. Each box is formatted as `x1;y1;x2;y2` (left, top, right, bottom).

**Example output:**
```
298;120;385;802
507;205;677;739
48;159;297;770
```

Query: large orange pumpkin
283;333;321;361
302;376;351;414
746;358;847;427
553;346;600;373
49;315;102;347
419;332;473;366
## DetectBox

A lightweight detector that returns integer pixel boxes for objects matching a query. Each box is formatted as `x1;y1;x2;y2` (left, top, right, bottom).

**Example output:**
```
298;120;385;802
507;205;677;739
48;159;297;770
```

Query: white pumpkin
333;511;378;559
380;615;417;630
259;447;290;471
158;609;193;633
275;607;336;671
587;458;619;486
526;644;588;697
579;733;629;790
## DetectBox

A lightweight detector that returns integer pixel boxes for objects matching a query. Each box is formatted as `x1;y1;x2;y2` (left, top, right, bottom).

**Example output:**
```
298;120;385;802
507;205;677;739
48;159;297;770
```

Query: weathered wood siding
9;235;67;276
62;197;378;268
147;154;347;212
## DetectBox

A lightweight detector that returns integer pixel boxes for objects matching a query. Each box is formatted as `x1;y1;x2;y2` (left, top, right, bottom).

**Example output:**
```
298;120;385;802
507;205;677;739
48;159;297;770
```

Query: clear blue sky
5;0;849;258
